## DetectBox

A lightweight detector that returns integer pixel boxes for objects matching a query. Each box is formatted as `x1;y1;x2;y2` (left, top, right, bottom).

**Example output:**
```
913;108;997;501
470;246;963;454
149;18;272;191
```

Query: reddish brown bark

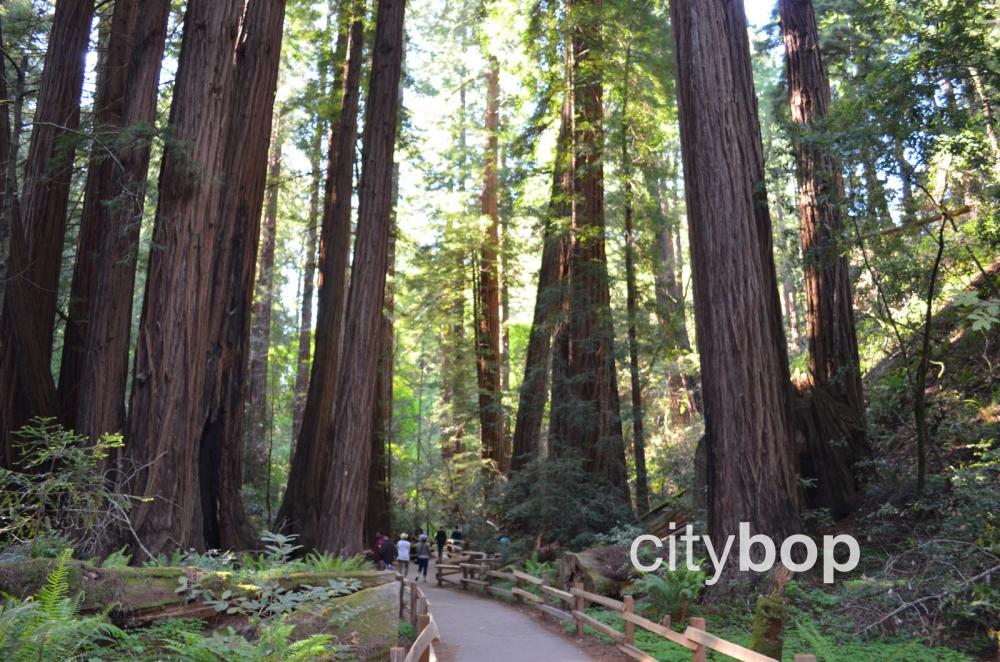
511;98;571;471
476;60;505;473
671;0;800;544
198;0;287;551
278;0;365;548
60;0;172;440
365;227;395;545
125;0;283;553
245;120;283;489
558;0;629;505
0;0;94;450
319;0;405;555
780;0;868;517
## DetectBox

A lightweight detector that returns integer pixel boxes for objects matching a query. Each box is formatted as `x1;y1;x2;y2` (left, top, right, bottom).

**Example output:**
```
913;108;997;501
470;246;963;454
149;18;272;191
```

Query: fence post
793;656;817;662
461;564;468;590
623;595;635;646
409;581;419;627
689;617;707;662
573;580;584;638
398;575;405;618
389;647;405;662
417;612;431;662
660;614;671;629
514;573;523;604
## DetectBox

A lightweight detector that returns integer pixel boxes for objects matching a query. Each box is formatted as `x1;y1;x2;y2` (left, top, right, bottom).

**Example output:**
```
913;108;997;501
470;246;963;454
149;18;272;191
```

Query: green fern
0;548;122;661
301;551;372;572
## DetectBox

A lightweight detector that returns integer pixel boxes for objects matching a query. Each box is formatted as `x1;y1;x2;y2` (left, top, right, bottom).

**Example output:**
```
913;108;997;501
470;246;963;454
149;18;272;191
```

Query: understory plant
0;549;122;661
632;563;706;622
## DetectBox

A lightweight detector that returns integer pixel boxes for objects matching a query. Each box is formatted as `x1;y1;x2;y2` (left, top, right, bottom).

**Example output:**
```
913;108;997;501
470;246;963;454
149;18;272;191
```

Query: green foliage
301;551;373;573
0;419;130;558
176;575;361;619
630;564;705;622
523;553;555;585
0;549;123;661
103;619;205;661
502;454;633;548
164;618;333;662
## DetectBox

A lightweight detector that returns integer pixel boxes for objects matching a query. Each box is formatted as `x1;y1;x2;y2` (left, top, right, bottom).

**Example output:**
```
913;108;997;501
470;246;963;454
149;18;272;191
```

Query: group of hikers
372;526;464;582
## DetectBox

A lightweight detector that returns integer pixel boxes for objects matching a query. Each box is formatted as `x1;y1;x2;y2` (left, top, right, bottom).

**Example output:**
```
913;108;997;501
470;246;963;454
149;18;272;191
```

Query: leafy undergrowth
563;604;974;661
0;532;389;661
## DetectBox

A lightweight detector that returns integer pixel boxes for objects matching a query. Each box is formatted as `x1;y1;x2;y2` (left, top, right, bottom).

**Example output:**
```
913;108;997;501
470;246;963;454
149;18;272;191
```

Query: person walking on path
415;533;432;582
396;533;411;576
379;534;396;572
435;528;447;561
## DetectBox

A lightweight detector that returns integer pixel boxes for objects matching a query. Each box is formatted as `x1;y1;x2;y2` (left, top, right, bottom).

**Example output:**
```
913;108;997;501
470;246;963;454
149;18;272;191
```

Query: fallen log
0;559;392;625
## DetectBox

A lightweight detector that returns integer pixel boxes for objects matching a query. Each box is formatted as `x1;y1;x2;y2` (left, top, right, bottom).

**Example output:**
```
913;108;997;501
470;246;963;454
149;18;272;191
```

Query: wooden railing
437;550;816;662
391;576;439;662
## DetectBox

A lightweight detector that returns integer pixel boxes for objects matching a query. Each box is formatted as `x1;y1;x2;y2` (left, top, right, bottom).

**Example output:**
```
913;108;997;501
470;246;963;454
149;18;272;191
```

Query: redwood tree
61;0;172;440
511;97;571;471
475;60;506;473
319;0;406;555
779;0;868;517
554;0;629;505
278;0;365;548
671;0;800;544
125;0;284;553
0;0;94;449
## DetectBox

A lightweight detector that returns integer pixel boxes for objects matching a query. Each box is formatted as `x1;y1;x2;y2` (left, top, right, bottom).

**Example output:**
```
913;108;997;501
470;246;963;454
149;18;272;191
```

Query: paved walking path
407;560;602;662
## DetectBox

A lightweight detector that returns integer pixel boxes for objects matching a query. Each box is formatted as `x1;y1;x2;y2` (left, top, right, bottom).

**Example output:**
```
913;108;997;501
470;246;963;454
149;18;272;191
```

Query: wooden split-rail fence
390;575;440;662
436;549;817;662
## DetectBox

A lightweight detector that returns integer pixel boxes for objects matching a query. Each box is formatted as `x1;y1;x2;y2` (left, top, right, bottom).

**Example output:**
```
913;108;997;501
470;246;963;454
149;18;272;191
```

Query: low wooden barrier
392;576;440;662
438;550;815;662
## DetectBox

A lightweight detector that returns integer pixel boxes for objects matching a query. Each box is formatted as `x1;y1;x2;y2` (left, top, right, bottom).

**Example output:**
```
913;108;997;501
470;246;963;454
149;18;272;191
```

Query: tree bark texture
0;0;94;451
125;0;284;553
60;0;172;441
511;97;571;471
365;227;395;544
780;0;868;518
319;0;405;555
278;0;364;548
671;0;800;544
476;60;505;473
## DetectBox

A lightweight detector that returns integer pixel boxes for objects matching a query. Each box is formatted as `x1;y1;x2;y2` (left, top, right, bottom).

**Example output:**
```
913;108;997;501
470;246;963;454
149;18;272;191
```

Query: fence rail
391;576;439;662
436;548;817;662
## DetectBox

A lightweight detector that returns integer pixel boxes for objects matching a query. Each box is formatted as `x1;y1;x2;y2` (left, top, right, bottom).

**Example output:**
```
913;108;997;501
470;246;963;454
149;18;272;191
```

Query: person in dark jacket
379;534;395;571
435;528;447;561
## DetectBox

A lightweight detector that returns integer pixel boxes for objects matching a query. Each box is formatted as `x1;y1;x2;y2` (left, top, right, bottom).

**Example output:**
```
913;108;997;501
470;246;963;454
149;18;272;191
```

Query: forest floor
419;560;624;661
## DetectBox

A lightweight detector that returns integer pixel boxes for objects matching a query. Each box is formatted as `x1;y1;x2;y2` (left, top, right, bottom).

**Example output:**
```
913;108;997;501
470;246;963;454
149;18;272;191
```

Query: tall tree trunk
200;0;288;551
319;0;405;555
125;0;283;554
292;113;325;444
20;0;95;358
671;0;800;546
511;97;571;471
558;0;629;505
246;119;283;489
968;67;1000;171
620;52;649;514
0;0;94;449
279;0;365;547
0;21;13;350
780;0;868;518
61;0;172;441
365;219;396;545
476;60;505;473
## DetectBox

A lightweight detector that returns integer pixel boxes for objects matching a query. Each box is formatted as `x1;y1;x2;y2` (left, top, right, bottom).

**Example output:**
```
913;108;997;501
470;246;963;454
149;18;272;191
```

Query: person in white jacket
396;533;411;576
